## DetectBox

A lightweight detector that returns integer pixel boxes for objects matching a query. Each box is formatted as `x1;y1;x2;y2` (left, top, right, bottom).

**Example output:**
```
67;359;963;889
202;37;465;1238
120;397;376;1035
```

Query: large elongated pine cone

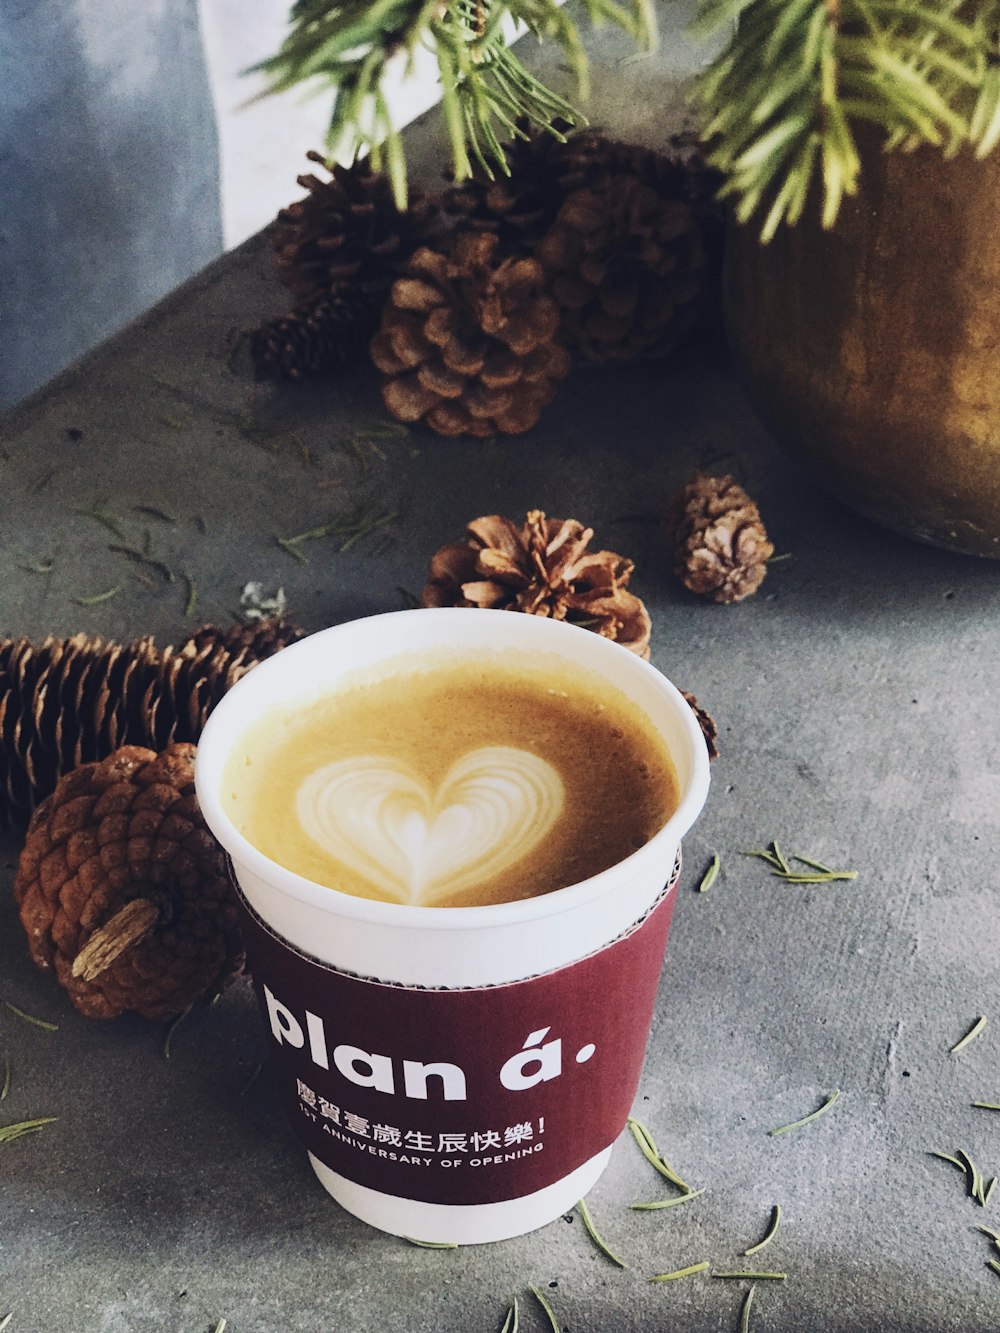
14;744;242;1020
535;172;707;362
0;619;302;828
371;233;570;437
422;510;651;658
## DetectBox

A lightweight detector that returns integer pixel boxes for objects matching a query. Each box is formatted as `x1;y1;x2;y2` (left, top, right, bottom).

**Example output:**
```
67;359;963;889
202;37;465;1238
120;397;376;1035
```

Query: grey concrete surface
3;27;1000;1333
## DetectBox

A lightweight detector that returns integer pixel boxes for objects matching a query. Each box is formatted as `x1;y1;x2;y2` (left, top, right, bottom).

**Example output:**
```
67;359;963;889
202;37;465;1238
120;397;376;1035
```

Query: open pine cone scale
423;510;651;657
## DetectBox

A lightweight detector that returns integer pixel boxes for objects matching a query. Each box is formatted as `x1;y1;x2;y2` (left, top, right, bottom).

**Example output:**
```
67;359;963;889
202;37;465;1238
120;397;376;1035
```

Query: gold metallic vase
724;141;1000;556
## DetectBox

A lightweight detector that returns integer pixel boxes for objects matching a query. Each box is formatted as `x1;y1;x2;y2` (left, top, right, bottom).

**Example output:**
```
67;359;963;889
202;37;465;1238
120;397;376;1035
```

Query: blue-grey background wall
0;0;223;410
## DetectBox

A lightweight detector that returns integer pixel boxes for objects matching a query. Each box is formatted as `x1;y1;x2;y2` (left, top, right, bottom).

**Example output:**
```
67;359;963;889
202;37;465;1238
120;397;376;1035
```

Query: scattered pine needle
0;1116;58;1143
631;1188;705;1211
951;1017;988;1054
768;1090;840;1137
276;502;399;563
74;585;122;606
72;503;126;538
499;1295;520;1333
698;853;720;893
4;1000;58;1032
744;1204;781;1255
627;1117;695;1193
742;842;857;884
577;1196;627;1267
740;1285;756;1333
405;1237;458;1248
0;1313;11;1331
649;1261;709;1283
528;1285;560;1332
134;505;177;524
163;1005;193;1060
1;1055;9;1100
932;1148;995;1205
712;1271;787;1280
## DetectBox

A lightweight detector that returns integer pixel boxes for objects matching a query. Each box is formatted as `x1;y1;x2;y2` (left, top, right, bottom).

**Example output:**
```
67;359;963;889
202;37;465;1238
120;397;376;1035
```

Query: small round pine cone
681;690;720;761
249;287;381;382
673;473;774;604
371;232;570;438
423;510;651;658
13;744;242;1021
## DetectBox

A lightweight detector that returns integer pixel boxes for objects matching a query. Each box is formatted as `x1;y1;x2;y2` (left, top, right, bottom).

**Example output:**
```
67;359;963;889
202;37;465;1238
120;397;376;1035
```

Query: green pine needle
3;1000;58;1032
649;1260;710;1282
252;0;654;205
744;1203;781;1255
577;1196;627;1267
768;1090;840;1137
499;1295;520;1333
0;1116;58;1144
631;1187;706;1211
249;0;1000;236
951;1016;988;1053
695;0;1000;237
627;1117;696;1193
528;1285;561;1332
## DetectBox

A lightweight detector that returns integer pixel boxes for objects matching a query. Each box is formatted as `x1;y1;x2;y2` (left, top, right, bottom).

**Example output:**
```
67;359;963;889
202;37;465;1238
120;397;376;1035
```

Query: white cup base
308;1145;613;1245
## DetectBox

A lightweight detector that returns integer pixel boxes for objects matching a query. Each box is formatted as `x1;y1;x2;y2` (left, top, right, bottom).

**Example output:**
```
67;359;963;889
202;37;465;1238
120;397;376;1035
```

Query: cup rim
195;609;711;931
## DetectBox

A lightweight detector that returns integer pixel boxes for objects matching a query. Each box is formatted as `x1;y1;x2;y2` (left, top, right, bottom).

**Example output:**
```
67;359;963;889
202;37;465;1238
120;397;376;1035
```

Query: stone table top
3;82;1000;1333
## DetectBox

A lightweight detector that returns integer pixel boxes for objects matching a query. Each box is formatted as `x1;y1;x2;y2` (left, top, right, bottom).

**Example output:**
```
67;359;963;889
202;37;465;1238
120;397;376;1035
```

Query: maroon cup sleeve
235;857;681;1207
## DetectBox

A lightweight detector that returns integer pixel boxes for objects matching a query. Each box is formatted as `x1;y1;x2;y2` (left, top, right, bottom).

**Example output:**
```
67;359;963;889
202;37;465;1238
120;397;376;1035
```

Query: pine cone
673;474;774;604
442;127;631;256
444;128;693;250
249;288;381;382
13;744;242;1020
272;154;442;306
0;619;303;828
535;171;707;362
422;510;651;658
178;618;303;669
371;233;570;437
681;690;720;761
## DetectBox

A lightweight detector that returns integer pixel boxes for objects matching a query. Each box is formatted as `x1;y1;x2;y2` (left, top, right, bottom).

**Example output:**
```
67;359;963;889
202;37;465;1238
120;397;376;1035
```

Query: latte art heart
296;746;566;906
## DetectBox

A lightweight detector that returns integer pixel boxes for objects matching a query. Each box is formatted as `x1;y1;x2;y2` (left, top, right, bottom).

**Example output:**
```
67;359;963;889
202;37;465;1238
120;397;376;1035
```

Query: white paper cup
195;609;710;1243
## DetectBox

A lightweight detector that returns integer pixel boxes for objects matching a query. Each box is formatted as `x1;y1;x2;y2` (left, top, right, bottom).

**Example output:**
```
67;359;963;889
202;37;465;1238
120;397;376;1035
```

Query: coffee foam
296;746;565;907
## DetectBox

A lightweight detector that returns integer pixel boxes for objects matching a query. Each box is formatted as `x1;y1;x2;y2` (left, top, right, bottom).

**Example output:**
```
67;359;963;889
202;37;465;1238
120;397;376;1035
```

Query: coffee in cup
221;650;680;909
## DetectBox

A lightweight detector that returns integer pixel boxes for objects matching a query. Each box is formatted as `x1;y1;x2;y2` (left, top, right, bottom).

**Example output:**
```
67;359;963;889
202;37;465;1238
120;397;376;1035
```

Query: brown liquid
223;651;679;908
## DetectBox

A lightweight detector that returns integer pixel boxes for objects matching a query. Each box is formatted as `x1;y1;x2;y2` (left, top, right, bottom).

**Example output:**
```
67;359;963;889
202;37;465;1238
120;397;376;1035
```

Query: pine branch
694;0;1000;239
252;0;655;206
254;0;999;234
